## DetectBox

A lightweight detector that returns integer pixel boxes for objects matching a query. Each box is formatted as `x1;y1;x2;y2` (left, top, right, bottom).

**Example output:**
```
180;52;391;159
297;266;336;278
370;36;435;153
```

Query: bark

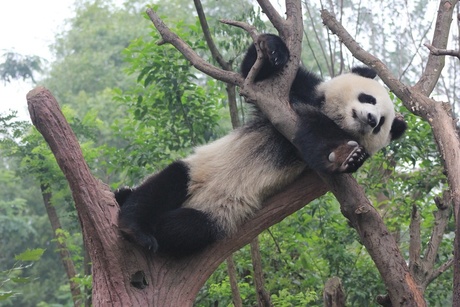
319;174;426;306
27;87;328;305
323;277;345;307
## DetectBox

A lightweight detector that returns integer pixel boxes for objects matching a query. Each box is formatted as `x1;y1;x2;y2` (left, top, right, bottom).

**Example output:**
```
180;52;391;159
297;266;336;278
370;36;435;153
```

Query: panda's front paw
258;34;290;69
328;141;369;173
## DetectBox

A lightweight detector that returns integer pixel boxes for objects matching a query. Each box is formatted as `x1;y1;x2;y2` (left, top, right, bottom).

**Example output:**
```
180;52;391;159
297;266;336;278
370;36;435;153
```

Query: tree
25;0;459;306
0;52;42;84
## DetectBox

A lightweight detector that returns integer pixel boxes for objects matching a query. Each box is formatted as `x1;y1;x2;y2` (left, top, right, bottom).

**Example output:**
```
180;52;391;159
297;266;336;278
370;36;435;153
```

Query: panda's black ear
351;66;377;79
390;114;407;141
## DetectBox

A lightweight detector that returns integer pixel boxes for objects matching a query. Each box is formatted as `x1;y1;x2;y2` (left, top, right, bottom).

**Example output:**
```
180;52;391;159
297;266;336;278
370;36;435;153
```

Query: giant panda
115;34;407;257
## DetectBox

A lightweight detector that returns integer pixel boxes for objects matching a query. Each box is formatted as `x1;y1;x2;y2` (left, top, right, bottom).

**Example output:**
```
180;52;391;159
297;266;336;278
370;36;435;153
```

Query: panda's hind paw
120;226;159;253
328;141;369;173
258;34;289;69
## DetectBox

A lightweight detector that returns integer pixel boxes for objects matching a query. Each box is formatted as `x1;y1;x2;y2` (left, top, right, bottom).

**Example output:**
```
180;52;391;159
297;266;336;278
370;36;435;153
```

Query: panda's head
317;67;407;155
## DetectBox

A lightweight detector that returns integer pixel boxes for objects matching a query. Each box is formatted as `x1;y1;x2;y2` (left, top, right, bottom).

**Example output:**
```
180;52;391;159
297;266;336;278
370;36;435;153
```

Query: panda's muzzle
352;109;379;128
367;113;377;128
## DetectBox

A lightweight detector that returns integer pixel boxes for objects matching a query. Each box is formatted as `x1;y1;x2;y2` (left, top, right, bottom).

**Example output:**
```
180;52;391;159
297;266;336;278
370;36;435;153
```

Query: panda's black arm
293;107;369;173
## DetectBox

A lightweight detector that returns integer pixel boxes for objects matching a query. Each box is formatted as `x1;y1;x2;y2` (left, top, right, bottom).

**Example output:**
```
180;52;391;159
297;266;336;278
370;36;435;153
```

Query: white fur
183;128;306;234
317;73;395;154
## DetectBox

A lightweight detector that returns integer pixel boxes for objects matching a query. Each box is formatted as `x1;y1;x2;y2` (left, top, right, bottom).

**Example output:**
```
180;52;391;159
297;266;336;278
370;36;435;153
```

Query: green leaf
0;291;15;301
11;277;32;283
14;248;45;262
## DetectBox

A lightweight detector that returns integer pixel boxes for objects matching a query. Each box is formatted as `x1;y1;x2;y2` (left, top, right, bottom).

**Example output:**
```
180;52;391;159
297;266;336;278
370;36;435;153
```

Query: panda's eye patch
373;116;385;134
358;93;376;105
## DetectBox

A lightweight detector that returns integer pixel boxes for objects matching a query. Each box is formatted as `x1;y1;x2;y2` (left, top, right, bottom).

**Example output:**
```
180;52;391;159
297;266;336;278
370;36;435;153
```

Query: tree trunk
323;277;345;307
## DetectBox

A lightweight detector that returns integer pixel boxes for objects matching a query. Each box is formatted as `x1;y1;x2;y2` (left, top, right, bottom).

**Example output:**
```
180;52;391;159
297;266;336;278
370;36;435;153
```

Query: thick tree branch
318;174;426;306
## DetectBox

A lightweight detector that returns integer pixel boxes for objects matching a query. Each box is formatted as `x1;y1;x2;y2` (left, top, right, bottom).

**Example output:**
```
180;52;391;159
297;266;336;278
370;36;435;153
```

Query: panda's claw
260;36;289;68
341;146;369;173
328;141;369;173
328;152;336;162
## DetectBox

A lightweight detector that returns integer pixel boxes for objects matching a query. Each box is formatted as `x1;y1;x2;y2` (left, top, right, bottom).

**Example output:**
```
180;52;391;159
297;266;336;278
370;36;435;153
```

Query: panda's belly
182;130;305;235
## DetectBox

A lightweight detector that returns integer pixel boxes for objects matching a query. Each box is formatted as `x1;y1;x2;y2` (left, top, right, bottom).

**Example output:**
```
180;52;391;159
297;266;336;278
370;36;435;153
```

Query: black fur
117;161;222;256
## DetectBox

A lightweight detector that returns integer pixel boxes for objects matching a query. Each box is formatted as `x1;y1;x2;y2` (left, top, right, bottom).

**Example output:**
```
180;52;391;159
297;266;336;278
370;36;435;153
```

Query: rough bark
27;86;328;306
323;277;345;307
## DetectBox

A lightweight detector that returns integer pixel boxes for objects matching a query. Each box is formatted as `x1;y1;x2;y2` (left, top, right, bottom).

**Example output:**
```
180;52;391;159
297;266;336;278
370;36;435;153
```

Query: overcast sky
0;0;75;120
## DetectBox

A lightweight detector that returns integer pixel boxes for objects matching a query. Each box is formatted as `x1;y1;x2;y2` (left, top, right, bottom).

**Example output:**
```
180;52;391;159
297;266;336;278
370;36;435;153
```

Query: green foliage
0;248;45;301
110;27;225;183
271;288;317;306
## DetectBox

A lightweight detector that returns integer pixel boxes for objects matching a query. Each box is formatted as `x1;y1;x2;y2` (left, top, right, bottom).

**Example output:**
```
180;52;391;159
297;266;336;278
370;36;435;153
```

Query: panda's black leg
241;34;290;80
154;208;222;257
116;161;190;251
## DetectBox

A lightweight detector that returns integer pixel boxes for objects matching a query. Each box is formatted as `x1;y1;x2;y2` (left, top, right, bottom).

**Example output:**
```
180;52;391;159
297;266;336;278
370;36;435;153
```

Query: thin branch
257;0;285;35
193;1;241;128
227;255;243;307
424;43;460;60
423;194;452;269
413;0;459;95
409;205;421;268
193;0;231;70
220;19;259;41
146;8;242;85
426;258;454;286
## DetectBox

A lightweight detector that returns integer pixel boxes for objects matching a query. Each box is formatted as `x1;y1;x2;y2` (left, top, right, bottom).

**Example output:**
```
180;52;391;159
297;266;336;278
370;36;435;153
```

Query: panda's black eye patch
358;93;376;105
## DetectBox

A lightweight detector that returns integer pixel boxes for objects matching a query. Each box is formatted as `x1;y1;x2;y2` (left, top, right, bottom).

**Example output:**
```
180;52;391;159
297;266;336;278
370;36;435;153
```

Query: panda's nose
367;113;377;128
